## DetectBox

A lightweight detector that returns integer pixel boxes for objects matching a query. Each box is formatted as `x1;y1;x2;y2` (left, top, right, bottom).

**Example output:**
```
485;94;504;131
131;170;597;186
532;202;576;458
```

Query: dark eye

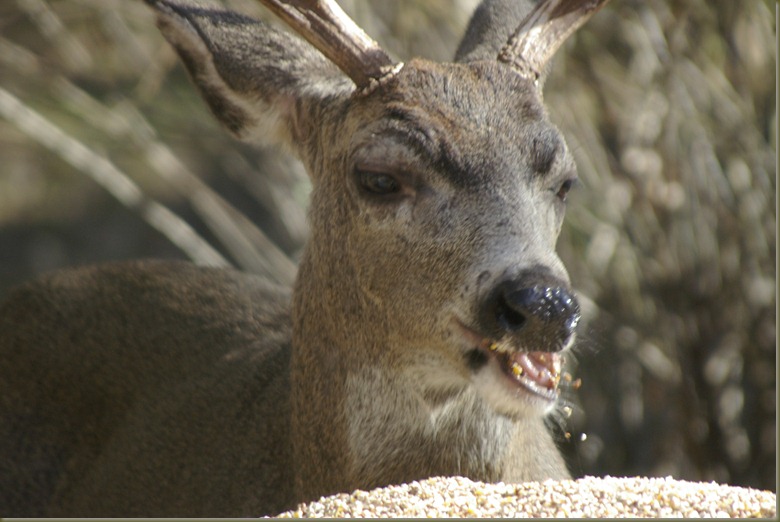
555;179;576;202
356;170;401;196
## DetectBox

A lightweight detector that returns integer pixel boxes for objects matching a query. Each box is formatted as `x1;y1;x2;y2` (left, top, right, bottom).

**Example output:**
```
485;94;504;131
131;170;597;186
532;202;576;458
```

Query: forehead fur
356;58;563;188
388;59;545;126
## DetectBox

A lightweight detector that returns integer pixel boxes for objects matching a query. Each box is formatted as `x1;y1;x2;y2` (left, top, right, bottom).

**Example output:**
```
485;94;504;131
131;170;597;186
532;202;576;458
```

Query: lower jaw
454;321;562;412
506;370;559;401
471;357;559;418
472;344;561;397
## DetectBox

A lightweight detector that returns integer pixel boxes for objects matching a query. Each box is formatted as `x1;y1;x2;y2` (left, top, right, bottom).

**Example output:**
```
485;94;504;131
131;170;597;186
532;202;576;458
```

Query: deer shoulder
0;260;293;516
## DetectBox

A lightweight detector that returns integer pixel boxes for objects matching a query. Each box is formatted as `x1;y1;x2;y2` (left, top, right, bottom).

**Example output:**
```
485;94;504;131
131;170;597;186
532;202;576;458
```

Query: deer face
305;59;579;418
148;0;606;422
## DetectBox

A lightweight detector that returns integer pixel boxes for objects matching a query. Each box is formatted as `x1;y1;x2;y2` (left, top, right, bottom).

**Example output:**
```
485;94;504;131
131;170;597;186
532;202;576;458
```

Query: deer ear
149;0;354;152
454;1;554;87
454;0;535;64
456;0;608;88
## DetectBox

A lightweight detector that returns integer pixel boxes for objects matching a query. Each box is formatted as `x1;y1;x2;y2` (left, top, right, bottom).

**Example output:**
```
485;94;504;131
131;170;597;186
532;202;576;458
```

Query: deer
0;0;609;517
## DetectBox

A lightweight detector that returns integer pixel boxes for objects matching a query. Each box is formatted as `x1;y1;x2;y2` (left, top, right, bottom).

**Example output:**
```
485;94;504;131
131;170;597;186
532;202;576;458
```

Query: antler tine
256;0;397;90
498;0;610;83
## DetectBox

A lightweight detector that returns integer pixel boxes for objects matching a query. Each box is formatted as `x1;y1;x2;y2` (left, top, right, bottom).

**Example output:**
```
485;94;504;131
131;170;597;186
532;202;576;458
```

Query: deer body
0;262;293;516
0;0;608;516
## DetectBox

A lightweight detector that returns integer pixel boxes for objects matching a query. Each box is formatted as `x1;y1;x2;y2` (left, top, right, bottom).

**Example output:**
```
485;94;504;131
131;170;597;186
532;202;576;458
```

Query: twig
0;86;229;268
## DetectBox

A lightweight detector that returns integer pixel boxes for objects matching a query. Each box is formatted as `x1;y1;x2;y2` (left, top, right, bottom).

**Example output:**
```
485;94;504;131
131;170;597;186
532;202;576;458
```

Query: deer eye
555;178;577;202
356;170;401;196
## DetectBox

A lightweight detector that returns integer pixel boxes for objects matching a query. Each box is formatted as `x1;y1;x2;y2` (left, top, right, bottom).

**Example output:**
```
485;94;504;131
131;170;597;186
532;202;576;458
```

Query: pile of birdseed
276;475;776;518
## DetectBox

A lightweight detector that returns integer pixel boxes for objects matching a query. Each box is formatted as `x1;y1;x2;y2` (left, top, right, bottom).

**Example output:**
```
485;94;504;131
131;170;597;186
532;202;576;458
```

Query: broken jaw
479;338;562;402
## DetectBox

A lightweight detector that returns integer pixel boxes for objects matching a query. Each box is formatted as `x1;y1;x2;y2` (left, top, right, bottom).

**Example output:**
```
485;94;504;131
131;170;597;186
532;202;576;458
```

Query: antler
498;0;610;82
256;0;396;90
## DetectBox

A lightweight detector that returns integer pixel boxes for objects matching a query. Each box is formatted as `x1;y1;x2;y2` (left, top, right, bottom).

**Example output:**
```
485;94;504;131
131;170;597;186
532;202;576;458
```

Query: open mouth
478;338;562;401
456;320;563;402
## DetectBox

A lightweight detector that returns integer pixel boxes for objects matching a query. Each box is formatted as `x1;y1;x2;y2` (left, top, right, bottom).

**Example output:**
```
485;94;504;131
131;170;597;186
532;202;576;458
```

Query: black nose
481;274;580;352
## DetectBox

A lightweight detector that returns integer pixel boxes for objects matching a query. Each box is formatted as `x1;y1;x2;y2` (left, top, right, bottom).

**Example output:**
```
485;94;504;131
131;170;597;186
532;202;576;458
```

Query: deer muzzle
462;268;580;402
480;271;580;353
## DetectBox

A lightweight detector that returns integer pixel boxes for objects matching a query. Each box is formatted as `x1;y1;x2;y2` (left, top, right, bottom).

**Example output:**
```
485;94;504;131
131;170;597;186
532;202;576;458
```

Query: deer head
148;0;608;503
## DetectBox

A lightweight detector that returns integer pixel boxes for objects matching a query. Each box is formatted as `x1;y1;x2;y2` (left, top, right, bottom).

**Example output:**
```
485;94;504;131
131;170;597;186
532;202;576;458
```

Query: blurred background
0;0;775;492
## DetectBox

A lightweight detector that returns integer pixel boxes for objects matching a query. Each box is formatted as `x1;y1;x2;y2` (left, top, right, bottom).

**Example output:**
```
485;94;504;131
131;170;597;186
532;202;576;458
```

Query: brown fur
0;0;598;516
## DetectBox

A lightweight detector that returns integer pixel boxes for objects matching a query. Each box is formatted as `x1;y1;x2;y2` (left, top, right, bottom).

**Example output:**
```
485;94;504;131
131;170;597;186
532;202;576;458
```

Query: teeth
479;338;565;399
485;339;511;355
518;354;541;381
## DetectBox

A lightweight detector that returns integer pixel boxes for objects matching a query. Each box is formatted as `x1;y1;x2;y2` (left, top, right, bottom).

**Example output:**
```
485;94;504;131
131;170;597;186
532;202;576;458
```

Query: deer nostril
484;279;580;351
495;289;531;332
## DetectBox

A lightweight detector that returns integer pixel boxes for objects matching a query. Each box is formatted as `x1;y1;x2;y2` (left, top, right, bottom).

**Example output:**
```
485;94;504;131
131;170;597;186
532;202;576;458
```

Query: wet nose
481;273;580;352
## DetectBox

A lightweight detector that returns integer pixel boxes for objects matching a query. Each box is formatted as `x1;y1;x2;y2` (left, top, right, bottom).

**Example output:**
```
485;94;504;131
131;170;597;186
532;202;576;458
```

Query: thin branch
50;76;298;284
0;86;229;268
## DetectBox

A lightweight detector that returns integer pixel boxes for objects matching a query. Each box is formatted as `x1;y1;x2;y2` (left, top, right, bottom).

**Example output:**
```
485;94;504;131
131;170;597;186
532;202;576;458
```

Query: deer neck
289;218;519;501
288;201;377;502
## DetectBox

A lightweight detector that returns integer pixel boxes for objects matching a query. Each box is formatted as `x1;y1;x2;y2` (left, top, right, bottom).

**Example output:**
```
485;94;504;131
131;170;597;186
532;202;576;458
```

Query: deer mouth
456;321;562;402
477;338;561;401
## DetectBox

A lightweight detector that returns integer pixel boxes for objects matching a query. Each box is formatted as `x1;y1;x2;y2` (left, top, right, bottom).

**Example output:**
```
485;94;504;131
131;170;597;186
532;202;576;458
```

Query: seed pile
276;475;776;518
